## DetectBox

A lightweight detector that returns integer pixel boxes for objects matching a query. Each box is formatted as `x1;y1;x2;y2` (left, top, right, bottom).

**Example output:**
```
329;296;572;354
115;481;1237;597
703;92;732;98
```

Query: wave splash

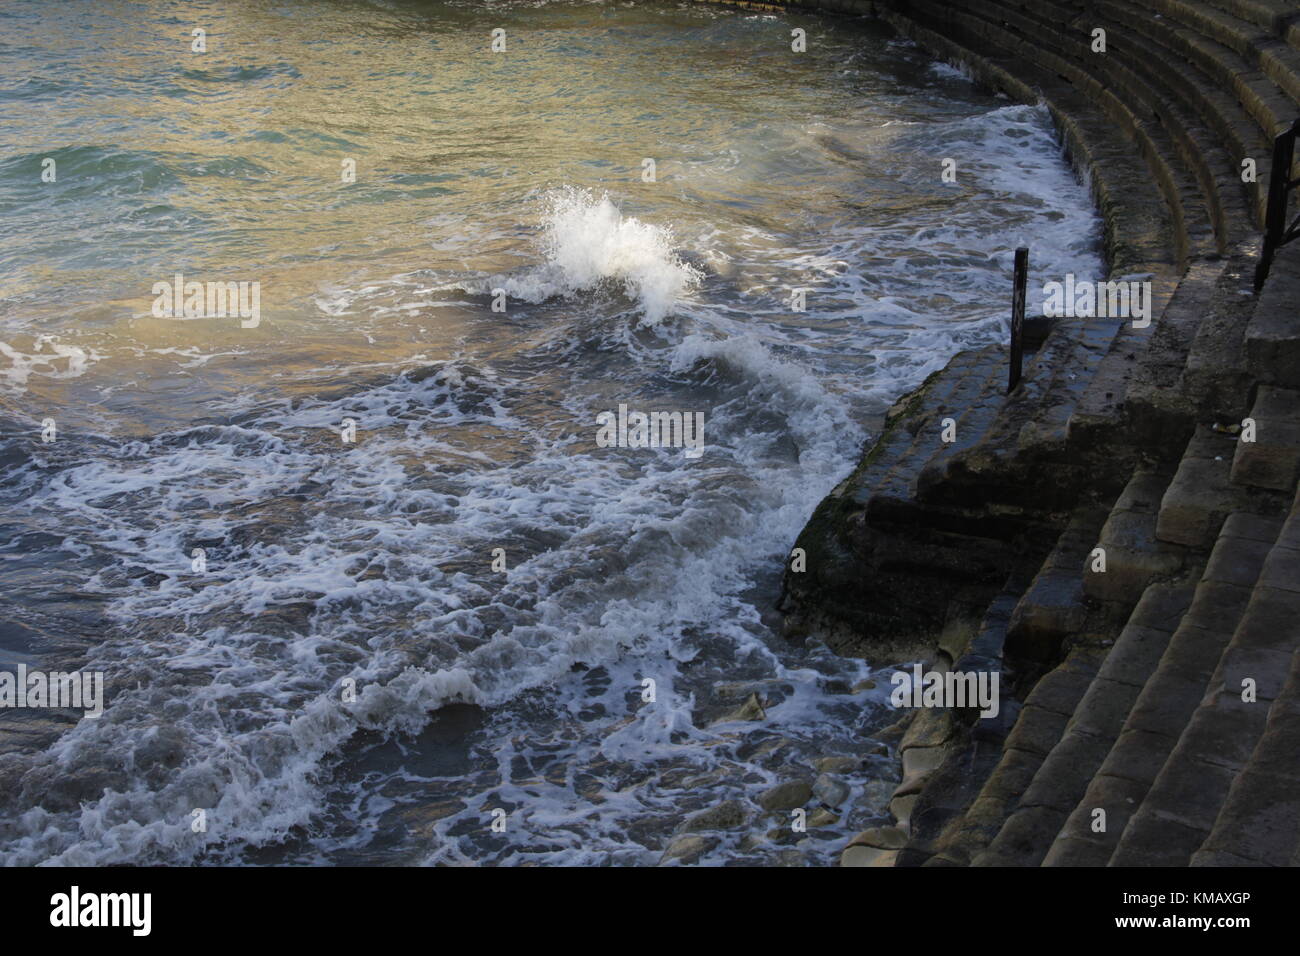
490;187;702;325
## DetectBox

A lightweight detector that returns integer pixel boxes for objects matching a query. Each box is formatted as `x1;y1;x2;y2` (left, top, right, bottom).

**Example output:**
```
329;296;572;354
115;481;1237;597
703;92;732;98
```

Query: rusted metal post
1009;246;1028;394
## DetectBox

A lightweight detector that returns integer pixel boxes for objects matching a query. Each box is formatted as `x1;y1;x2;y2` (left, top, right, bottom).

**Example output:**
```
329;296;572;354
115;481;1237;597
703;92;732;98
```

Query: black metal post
1009;246;1028;394
1255;118;1300;291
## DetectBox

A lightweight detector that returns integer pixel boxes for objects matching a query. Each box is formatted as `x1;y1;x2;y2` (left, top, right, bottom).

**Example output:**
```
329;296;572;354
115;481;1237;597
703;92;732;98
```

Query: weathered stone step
1192;644;1300;866
1158;423;1287;549
885;0;1182;274
1083;465;1191;607
1048;509;1280;864
1003;498;1118;680
985;583;1196;866
1245;242;1300;390
1122;258;1236;441
927;644;1106;866
1199;0;1300;107
1153;0;1300;109
1110;490;1300;865
873;348;1010;505
1231;384;1300;491
1094;0;1265;237
838;347;1000;509
778;345;1028;658
906;498;1112;865
891;579;1027;866
1040;582;1198;865
914;315;1132;518
1133;7;1300;227
931;0;1219;264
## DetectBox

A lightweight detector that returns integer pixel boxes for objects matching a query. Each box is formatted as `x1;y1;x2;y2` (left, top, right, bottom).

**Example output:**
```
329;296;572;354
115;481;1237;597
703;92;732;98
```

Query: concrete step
926;644;1105;866
985;583;1195;867
1083;466;1191;606
1245;242;1300;390
1110;492;1300;864
1157;423;1287;549
1047;510;1280;864
932;0;1219;265
1231;385;1300;490
1040;582;1198;865
1192;644;1300;866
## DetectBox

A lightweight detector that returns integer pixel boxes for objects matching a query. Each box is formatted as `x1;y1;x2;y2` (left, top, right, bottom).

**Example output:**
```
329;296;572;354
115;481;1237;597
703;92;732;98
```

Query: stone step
777;345;1027;657
1083;465;1191;607
1039;582;1198;865
1122;258;1237;440
926;644;1106;866
984;583;1197;866
1046;509;1280;864
1192;644;1300;866
839;347;1001;509
1110;492;1300;864
873;348;1010;506
1003;498;1119;679
1245;241;1300;389
915;318;1128;514
1231;385;1300;490
1153;0;1300;109
1095;0;1267;235
907;497;1113;865
1177;254;1261;418
933;0;1219;265
887;0;1182;274
1157;423;1287;549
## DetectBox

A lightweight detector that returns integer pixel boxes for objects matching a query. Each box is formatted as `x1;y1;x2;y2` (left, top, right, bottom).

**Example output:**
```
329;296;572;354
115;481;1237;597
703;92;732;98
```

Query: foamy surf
0;1;1106;867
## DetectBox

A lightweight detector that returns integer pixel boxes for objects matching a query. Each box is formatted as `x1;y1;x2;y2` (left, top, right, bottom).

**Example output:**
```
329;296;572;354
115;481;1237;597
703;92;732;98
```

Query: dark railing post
1009;246;1028;394
1255;118;1300;291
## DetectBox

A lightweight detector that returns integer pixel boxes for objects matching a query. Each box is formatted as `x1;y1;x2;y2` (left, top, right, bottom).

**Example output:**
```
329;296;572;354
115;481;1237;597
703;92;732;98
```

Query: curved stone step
1043;508;1281;864
1230;385;1300;491
1110;491;1300;864
909;0;1218;265
1192;644;1300;866
1245;242;1300;390
1083;465;1191;607
1093;0;1266;237
927;643;1106;865
883;0;1182;274
981;582;1196;866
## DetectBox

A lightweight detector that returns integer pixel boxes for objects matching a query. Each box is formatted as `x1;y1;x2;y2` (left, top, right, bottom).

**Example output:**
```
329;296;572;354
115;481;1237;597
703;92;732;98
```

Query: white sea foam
481;187;702;325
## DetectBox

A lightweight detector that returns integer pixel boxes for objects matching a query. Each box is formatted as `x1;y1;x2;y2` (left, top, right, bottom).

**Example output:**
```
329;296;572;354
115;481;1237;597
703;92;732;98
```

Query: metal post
1009;246;1028;394
1255;119;1300;291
